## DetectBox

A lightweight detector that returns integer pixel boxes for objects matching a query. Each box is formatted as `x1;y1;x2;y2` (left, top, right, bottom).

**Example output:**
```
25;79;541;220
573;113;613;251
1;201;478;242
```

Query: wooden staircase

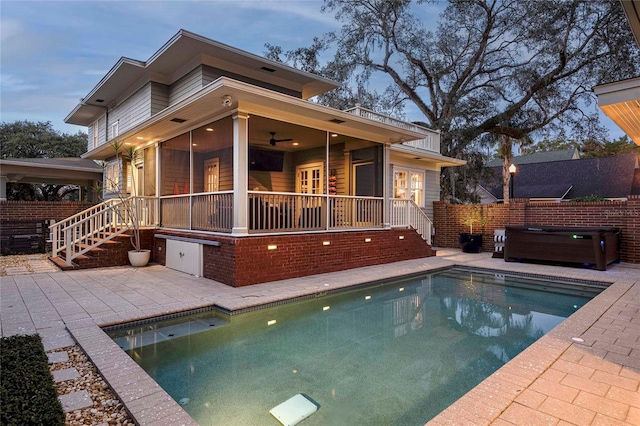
49;197;158;269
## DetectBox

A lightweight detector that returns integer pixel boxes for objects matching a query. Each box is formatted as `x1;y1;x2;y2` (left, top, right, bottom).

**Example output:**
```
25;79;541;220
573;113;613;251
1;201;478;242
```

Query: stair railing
51;197;157;266
389;198;433;245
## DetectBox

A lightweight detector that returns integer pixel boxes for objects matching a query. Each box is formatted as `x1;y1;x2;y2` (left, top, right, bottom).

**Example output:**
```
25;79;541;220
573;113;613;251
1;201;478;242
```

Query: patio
1;250;638;425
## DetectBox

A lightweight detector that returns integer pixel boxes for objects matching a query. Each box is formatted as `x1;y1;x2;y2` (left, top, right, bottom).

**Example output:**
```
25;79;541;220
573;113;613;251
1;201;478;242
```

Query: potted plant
459;204;487;253
100;141;151;267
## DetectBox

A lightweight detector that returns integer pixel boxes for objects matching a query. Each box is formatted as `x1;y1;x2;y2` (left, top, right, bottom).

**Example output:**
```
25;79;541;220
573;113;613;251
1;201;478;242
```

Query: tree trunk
502;135;512;204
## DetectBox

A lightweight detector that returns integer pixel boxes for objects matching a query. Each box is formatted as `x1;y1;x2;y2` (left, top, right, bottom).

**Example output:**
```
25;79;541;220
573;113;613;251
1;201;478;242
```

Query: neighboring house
55;29;463;286
593;1;640;146
0;158;103;201
481;153;640;202
485;148;580;168
478;149;580;203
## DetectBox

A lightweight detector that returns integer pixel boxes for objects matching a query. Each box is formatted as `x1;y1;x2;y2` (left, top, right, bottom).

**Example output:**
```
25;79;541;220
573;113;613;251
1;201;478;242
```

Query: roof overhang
593;76;640;146
82;77;428;160
66;30;340;126
390;144;467;168
0;159;103;185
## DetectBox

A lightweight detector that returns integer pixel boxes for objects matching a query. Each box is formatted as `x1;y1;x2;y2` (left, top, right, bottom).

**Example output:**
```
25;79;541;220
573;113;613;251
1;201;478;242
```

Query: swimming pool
108;268;601;425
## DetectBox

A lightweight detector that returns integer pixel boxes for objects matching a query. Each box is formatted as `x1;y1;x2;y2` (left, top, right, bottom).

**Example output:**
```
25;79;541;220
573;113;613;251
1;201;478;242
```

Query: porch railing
389;198;433;245
51;196;158;266
344;105;440;153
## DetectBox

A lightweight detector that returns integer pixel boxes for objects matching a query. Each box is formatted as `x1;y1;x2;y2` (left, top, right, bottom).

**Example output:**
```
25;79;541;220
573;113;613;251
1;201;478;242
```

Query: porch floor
1;250;638;425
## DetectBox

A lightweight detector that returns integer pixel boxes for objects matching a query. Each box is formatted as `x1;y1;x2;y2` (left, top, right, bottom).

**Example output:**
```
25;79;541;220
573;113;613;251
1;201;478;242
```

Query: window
394;168;424;206
111;120;119;138
104;160;120;192
92;123;98;148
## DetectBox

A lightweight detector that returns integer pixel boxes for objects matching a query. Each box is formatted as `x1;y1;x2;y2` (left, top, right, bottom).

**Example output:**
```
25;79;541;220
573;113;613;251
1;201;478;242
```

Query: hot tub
504;226;621;271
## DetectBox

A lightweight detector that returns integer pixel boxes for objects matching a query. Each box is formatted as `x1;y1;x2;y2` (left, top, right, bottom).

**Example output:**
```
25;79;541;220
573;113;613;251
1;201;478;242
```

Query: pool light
365;295;371;300
323;306;330;311
267;319;277;326
399;287;404;292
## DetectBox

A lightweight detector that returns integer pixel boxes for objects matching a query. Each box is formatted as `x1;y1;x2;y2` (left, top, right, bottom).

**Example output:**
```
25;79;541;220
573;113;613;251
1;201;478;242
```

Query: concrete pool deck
1;250;638;425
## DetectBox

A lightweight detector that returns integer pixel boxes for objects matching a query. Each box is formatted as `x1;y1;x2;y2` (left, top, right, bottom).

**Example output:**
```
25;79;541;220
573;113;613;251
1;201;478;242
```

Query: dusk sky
0;0;623;140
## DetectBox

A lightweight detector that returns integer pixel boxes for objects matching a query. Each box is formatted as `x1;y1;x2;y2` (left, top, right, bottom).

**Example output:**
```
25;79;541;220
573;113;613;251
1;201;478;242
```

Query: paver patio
1;250;638;425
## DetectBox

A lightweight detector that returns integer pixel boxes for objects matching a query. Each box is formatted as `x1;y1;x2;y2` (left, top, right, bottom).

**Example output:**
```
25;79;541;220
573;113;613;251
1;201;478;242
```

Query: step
48;256;80;271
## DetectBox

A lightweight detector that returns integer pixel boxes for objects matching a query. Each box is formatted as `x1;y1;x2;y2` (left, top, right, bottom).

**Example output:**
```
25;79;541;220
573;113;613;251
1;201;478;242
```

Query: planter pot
128;249;151;267
459;233;483;253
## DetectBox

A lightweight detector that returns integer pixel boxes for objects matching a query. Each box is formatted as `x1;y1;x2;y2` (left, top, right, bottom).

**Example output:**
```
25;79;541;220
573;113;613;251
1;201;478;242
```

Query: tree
1;120;88;201
267;0;640;201
529;135;639;157
0;120;87;159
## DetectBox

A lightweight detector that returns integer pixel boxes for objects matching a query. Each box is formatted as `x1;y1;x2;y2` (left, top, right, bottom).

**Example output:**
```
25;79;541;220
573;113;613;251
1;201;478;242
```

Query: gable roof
484;153;639;200
486;148;579;167
66;29;340;125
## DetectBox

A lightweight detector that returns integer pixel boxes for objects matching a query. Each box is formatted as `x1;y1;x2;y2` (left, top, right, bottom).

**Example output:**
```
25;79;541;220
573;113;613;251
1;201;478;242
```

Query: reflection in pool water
108;269;600;426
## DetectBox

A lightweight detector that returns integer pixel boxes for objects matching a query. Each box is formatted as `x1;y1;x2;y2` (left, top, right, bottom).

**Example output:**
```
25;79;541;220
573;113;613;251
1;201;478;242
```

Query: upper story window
104;160;120;193
111;120;119;139
394;168;424;207
92;124;99;149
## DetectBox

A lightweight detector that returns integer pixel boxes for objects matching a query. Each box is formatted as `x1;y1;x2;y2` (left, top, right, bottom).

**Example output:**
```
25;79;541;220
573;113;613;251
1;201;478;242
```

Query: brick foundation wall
433;196;640;263
154;228;435;287
0;201;97;254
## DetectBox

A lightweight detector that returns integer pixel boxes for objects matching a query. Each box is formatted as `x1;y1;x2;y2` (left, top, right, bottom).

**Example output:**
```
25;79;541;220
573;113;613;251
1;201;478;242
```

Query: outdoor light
267;320;277;326
267;244;277;250
398;235;405;240
364;238;372;242
322;241;331;246
509;163;517;200
323;306;330;311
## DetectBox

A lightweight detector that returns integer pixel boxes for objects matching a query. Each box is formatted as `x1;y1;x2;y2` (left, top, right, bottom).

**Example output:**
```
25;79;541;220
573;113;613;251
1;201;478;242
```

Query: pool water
108;269;600;425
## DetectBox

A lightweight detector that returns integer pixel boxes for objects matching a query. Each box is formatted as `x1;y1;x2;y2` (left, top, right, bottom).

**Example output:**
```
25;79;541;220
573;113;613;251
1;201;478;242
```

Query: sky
0;0;624;140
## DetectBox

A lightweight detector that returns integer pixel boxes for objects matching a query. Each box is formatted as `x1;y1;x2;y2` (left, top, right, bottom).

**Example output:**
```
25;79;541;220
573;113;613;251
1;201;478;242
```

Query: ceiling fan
269;132;293;146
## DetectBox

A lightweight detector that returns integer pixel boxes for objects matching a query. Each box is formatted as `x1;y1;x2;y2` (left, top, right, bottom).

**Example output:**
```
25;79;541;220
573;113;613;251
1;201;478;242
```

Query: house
481;153;640;202
485;148;580;168
593;1;640;146
55;29;464;286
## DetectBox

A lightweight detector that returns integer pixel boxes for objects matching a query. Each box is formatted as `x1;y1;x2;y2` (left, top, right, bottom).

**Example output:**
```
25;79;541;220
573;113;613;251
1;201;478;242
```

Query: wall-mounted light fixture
322;241;331;246
364;238;372;243
267;244;277;250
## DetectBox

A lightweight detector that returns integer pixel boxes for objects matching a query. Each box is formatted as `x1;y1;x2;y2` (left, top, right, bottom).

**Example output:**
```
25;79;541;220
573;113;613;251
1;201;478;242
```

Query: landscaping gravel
50;345;133;426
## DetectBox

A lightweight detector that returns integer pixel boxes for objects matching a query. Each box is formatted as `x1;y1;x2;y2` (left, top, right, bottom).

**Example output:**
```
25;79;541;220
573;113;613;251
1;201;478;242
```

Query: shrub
571;194;607;202
0;335;65;426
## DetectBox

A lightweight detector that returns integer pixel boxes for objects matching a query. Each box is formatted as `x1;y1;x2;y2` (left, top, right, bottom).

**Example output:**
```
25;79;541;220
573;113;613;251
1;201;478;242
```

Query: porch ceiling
82;77;427;159
594;76;640;146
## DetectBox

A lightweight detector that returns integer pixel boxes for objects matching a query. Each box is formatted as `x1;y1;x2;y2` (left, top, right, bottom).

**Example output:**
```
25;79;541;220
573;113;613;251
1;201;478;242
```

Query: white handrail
51;196;158;266
389;198;433;245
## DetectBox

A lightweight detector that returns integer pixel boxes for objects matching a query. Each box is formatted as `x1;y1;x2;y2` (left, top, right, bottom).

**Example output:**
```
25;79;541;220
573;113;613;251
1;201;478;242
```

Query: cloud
0;73;38;92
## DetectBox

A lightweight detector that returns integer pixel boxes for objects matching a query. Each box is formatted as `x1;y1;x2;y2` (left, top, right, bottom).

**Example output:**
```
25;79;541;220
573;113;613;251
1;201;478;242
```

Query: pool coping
60;255;639;426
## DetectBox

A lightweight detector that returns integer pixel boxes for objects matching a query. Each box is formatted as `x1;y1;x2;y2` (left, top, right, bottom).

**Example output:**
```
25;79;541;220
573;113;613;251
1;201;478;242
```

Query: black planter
459;233;483;253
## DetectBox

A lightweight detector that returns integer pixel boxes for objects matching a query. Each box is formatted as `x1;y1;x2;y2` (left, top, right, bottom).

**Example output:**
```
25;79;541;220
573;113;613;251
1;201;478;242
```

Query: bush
571;194;607;202
0;335;65;426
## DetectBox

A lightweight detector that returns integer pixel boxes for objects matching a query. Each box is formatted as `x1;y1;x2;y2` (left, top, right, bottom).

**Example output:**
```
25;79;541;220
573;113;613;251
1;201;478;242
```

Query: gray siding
423;169;440;219
202;65;302;98
97;116;106;147
151;82;170;115
109;83;152;135
169;66;204;105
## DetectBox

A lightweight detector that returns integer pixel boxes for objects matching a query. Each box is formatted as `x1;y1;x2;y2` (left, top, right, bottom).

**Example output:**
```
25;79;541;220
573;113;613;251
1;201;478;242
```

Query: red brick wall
0;201;96;222
154;228;435;287
433;196;640;263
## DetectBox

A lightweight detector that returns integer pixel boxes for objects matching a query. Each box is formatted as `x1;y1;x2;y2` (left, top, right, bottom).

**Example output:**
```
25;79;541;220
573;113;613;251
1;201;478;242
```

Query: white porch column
0;175;6;201
383;143;391;229
232;111;250;236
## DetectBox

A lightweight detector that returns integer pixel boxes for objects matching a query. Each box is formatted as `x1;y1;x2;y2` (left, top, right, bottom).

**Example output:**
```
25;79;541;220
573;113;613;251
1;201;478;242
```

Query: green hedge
0;335;65;426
